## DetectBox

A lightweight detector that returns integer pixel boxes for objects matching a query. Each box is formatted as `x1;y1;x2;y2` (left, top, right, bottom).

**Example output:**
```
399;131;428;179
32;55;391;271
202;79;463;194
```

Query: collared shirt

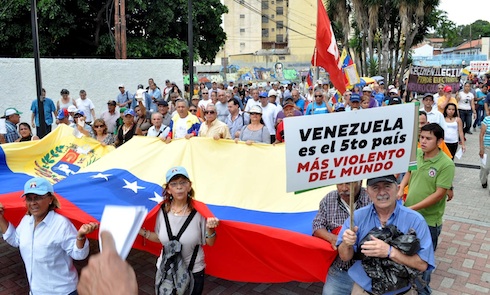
147;124;170;139
225;112;250;139
3;210;89;295
336;202;435;295
420;106;447;131
116;91;132;105
405;148;455;226
31;98;56;126
100;110;119;134
5;120;19;143
312;188;371;270
198;119;231;139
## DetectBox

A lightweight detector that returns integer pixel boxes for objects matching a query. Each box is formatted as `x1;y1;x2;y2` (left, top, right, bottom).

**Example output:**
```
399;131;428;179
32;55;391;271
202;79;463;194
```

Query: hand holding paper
99;205;148;260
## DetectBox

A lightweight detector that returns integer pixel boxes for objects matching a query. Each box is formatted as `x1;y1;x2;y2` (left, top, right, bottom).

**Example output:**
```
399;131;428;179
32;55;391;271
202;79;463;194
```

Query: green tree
0;0;227;66
326;0;440;83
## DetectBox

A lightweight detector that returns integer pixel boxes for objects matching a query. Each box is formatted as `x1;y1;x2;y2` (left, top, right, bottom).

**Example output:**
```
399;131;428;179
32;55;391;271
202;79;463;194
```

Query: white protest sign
284;104;417;192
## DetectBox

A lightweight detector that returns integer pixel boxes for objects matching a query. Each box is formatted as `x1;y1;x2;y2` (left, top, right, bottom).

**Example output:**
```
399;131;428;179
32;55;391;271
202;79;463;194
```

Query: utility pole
31;0;46;138
114;0;127;59
188;0;194;98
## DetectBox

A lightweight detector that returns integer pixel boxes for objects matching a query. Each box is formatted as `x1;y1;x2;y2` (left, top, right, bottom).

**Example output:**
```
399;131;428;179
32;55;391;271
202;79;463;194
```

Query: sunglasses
25;194;50;203
250;112;261;115
314;95;323;97
204;111;216;114
94;125;105;128
189;109;197;113
202;92;208;94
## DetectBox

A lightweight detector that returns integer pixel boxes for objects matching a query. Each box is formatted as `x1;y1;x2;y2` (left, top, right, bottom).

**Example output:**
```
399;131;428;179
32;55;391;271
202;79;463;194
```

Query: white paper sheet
99;205;148;260
455;147;464;160
482;154;487;166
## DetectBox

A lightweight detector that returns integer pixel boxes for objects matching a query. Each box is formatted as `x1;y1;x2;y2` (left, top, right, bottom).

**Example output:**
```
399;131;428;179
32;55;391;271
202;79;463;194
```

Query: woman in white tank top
443;102;465;159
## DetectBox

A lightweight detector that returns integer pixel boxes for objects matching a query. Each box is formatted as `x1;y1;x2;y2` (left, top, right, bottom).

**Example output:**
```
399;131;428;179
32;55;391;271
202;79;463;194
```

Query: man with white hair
198;104;231;140
147;112;170;140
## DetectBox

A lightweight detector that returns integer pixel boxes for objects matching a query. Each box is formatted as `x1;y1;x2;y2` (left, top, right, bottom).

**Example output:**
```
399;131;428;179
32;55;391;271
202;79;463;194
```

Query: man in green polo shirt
399;122;455;295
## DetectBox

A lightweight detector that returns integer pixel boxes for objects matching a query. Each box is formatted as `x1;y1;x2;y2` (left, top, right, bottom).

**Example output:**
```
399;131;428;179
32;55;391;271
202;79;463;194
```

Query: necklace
171;203;188;216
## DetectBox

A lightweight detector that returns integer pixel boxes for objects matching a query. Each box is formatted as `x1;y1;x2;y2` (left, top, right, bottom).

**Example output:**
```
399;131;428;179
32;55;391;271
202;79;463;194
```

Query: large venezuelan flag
0;125;337;283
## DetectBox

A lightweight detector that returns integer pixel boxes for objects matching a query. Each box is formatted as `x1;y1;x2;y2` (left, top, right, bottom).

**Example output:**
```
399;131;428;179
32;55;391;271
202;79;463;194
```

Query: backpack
155;207;199;295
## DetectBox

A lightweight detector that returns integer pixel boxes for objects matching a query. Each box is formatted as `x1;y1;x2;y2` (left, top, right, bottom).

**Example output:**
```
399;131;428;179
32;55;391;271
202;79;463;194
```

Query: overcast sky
438;0;490;26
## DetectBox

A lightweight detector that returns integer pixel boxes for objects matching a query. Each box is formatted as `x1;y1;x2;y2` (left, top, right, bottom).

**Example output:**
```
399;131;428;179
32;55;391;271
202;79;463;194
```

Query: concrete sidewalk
1;131;490;294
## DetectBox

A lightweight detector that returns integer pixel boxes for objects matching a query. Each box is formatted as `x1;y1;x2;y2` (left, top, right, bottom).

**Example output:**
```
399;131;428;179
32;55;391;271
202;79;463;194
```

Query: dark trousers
191;270;205;295
416;224;442;295
36;124;52;139
459;109;473;134
446;142;458;160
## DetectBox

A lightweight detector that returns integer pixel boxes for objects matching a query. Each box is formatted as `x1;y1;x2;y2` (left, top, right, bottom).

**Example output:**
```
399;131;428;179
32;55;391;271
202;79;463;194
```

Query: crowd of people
1;73;490;294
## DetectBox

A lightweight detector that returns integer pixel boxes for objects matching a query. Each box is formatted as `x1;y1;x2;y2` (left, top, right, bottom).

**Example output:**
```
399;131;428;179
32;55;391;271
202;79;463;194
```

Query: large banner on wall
407;65;461;93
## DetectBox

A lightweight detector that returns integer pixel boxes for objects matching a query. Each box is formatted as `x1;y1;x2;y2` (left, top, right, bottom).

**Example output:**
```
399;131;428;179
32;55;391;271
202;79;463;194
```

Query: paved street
1;130;490;294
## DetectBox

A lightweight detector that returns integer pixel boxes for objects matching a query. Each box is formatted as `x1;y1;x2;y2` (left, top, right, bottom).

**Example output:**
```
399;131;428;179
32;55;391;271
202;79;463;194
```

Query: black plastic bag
358;225;422;294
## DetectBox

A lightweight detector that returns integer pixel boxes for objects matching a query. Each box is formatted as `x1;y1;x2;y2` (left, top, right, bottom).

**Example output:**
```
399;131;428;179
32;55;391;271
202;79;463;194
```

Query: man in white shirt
432;83;445;108
245;89;261;112
259;91;280;143
420;93;447;132
76;90;96;124
147;112;170;140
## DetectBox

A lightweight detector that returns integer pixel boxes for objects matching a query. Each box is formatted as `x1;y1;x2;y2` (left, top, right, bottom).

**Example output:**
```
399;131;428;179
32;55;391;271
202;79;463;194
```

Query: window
239;0;244;3
240;42;246;47
240;14;245;19
271;0;274;3
262;0;269;9
279;56;285;60
271;14;274;19
276;7;283;15
276;21;283;29
262;15;268;23
276;34;283;42
271;28;275;32
262;28;269;37
240;28;245;33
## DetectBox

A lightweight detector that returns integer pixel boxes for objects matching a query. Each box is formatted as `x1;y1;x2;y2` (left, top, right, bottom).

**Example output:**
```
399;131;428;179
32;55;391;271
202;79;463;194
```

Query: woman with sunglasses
235;105;270;145
305;90;333;115
138;166;219;295
92;118;115;146
0;177;98;295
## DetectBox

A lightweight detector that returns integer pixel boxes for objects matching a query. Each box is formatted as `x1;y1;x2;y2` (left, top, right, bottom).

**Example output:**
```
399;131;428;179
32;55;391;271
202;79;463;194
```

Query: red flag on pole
312;0;346;95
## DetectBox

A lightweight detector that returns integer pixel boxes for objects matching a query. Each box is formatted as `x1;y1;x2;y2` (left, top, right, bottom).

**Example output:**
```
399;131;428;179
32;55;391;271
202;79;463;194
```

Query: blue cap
74;110;85;116
259;92;268;98
166;166;190;184
57;109;69;120
350;94;361;102
22;177;54;197
334;102;345;111
123;109;135;116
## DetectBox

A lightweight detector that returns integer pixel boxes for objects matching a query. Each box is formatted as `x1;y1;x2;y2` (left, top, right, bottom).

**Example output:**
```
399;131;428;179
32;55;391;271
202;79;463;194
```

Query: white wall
412;44;433;57
0;58;183;123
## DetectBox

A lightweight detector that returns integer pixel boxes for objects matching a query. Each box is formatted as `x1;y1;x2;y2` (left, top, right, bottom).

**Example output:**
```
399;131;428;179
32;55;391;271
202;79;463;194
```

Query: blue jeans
322;265;354;295
474;104;484;128
416;225;442;295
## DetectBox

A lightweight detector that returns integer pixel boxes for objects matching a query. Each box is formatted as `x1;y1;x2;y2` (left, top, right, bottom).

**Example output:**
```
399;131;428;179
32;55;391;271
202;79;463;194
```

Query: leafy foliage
0;0;227;65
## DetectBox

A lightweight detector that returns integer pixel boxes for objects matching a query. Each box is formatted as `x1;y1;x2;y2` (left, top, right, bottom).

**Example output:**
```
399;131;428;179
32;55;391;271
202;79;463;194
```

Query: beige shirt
198;119;231;139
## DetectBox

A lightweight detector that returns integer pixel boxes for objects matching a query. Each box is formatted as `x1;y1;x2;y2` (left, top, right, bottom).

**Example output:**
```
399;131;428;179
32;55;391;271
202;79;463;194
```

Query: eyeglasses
314;95;323;97
168;181;189;187
25;194;50;203
94;125;104;128
250;112;261;115
189;109;197;113
204;111;216;114
202;92;208;94
74;115;82;118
